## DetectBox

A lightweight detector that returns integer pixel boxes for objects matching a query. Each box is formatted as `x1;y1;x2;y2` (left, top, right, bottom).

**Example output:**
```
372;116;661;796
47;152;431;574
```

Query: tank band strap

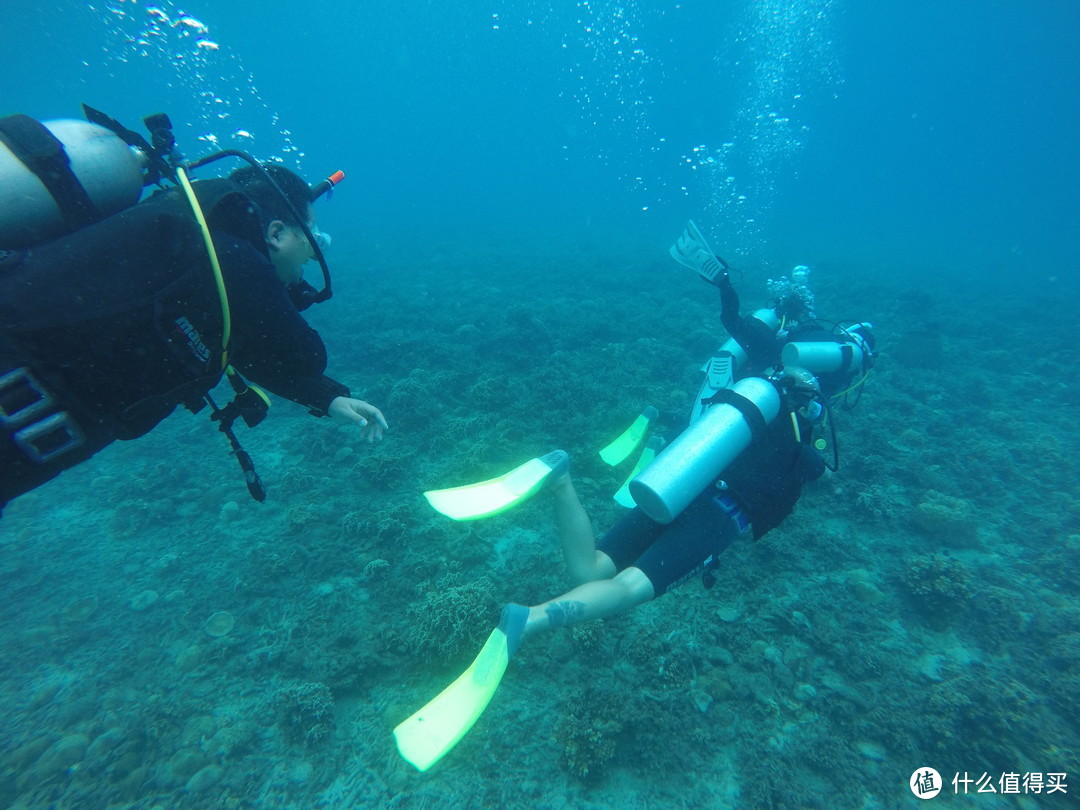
703;386;770;444
0;114;99;232
838;343;854;369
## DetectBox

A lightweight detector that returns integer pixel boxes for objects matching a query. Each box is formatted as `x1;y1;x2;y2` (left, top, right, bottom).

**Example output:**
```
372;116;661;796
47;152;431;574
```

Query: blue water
2;2;1079;808
7;1;1078;266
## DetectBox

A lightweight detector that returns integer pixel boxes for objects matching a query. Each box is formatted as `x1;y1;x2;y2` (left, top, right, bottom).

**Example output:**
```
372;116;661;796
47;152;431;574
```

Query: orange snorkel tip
310;169;345;201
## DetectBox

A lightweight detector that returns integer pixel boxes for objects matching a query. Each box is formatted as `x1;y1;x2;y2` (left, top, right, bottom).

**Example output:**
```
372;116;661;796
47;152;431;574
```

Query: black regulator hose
185;149;333;304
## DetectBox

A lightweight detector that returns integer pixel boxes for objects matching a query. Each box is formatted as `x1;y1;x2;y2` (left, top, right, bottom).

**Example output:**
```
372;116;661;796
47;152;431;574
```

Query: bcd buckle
14;412;85;463
0;367;53;428
1;367;85;463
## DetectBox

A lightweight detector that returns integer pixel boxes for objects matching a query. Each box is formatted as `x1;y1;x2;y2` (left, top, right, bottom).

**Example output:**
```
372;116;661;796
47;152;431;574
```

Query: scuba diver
0;108;388;516
498;223;875;649
393;221;876;772
501;221;875;645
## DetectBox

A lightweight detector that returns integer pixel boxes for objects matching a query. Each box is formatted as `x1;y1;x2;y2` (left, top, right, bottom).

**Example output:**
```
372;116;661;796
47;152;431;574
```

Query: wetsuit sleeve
718;272;743;336
217;237;351;415
717;273;781;369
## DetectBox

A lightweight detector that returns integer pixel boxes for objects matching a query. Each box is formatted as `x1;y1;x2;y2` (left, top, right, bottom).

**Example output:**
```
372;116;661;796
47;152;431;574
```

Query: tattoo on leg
545;600;585;628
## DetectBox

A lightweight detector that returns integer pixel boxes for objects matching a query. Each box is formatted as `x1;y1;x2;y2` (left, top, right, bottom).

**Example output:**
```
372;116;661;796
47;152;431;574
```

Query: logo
174;316;211;363
911;768;943;799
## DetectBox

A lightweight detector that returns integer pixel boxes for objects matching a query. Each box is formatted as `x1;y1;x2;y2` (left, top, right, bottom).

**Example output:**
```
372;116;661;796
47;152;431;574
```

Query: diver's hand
328;397;388;443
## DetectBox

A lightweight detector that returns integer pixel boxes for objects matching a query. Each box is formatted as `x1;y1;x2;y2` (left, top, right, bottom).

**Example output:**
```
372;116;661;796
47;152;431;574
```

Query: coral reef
403;574;498;663
2;233;1077;809
557;687;623;782
899;553;972;626
280;682;336;747
912;489;980;545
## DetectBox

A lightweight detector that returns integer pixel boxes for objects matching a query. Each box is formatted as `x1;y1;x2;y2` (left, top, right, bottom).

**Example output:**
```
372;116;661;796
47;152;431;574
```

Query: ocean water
1;1;1078;808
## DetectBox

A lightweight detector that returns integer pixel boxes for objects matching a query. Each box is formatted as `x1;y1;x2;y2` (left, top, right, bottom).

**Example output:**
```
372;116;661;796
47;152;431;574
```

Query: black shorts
597;489;748;595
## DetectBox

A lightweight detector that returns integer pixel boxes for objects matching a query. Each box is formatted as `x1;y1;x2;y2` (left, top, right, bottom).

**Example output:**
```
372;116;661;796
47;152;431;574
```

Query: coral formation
280;682;336;747
404;574;498;663
899;553;972;625
557;687;623;782
912;489;980;544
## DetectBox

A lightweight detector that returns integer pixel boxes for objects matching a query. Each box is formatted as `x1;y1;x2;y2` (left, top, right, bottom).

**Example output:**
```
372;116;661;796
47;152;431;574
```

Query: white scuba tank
630;376;781;524
690;307;781;423
780;323;874;375
0;119;145;248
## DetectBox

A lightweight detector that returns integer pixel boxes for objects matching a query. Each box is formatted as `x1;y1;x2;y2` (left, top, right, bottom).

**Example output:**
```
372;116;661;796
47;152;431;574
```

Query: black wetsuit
0;180;348;510
718;272;783;372
720;409;824;539
598;271;828;595
598;403;824;595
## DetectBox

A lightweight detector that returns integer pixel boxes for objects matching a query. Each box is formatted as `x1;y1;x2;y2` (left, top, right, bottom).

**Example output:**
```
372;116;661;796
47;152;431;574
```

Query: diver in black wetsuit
0;164;387;513
495;223;874;654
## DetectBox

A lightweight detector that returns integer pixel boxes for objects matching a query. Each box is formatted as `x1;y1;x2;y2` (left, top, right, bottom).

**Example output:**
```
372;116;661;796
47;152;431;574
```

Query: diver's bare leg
522;566;655;639
550;473;617;583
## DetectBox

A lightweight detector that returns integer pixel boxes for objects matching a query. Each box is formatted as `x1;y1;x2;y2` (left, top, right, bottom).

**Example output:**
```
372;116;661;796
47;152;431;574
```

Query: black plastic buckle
0;367;53;429
13;412;84;463
1;368;84;463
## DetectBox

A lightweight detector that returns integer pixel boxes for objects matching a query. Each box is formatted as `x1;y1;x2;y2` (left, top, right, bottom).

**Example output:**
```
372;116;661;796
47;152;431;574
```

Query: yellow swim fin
599;405;658;466
393;627;510;771
423;450;568;521
613;435;664;507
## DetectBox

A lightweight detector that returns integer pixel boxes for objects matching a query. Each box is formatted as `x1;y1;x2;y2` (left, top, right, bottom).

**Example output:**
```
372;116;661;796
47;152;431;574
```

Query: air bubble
90;0;303;169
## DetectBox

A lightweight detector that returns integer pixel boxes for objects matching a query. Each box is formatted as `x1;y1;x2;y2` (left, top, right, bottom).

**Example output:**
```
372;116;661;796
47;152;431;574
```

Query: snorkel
310;170;345;201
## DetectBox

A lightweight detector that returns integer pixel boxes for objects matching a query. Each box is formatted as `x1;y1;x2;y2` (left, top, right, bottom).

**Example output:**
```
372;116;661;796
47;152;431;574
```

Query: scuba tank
0;117;147;248
690;307;781;423
630;376;781;524
1;105;342;300
781;323;875;376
